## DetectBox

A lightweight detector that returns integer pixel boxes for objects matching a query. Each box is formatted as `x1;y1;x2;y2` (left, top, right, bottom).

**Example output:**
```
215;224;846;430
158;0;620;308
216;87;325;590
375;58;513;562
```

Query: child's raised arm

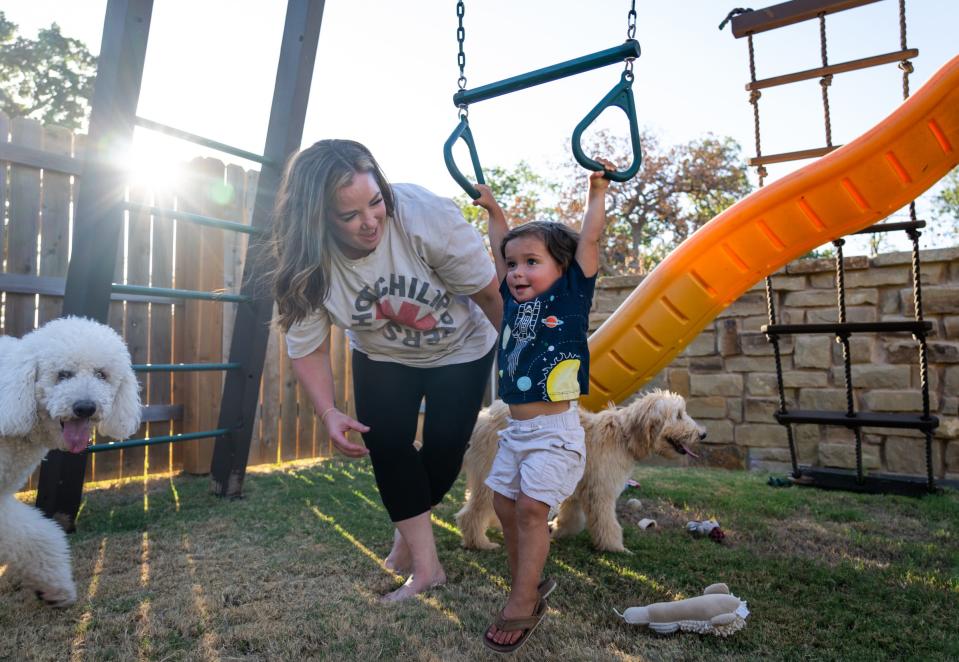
472;184;509;284
576;158;615;278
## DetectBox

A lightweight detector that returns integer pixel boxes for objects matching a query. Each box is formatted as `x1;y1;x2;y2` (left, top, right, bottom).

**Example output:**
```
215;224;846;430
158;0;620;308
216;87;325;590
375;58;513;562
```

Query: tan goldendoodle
456;389;704;553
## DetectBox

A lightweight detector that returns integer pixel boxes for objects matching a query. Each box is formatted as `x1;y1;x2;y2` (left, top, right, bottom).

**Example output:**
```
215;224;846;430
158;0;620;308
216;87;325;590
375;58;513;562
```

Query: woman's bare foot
384;529;412;575
384;555;412;575
380;569;446;603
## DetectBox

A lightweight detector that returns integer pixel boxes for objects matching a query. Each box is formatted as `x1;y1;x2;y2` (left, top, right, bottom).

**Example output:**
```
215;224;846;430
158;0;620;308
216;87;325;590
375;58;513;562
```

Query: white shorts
484;403;586;507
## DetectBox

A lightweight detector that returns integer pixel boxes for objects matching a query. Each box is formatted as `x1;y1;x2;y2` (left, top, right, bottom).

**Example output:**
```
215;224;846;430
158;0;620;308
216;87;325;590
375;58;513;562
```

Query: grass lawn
2;461;958;661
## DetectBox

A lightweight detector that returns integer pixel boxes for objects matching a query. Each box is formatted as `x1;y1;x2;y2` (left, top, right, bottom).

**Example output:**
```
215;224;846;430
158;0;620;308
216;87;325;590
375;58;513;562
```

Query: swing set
443;0;644;199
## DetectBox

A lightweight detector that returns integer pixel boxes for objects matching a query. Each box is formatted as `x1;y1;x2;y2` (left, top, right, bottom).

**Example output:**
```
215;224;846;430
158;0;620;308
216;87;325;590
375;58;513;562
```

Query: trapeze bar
111;283;250;303
133;362;242;372
453;40;640;107
135;116;271;165
125;202;261;235
87;428;230;453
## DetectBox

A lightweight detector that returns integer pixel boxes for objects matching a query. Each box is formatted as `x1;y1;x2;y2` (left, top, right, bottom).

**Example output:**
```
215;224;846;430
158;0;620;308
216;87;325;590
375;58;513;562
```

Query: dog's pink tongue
683;444;700;459
62;419;92;453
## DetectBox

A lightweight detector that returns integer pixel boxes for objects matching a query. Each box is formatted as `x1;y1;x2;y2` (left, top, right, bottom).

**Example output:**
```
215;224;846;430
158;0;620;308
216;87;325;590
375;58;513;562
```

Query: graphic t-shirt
285;183;497;367
497;260;596;403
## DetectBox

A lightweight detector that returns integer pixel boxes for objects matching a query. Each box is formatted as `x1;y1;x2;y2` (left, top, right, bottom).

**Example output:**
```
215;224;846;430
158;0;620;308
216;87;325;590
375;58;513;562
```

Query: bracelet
320;406;337;423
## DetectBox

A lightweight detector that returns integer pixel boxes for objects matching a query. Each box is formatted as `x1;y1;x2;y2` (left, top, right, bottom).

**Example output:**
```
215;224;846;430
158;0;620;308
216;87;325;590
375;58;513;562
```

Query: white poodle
0;316;141;606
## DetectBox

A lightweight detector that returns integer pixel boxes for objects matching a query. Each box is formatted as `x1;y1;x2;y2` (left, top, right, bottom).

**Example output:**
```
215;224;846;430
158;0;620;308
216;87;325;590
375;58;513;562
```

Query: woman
272;139;501;602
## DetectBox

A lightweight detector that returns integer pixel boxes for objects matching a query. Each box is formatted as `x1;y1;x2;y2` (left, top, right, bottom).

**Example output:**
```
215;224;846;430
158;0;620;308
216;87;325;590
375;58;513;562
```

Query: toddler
472;159;612;652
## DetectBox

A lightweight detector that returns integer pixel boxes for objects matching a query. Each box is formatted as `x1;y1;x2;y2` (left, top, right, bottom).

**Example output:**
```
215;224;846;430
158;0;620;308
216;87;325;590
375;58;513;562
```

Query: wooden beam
749;145;840;166
731;0;883;38
140;404;184;422
0;141;83;175
747;49;919;91
35;0;154;532
210;0;326;498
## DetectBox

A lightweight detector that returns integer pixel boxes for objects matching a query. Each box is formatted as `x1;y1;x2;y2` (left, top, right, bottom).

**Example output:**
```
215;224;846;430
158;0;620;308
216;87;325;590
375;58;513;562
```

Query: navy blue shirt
497;260;596;404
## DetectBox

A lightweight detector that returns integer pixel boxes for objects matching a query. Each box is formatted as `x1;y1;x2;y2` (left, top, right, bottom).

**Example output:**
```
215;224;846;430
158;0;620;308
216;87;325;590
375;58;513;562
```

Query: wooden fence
1;114;348;490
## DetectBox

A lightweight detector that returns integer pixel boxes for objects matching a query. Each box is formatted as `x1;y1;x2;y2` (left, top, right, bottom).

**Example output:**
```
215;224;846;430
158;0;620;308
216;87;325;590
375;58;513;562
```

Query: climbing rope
833;238;864;482
746;34;767;186
818;13;834;148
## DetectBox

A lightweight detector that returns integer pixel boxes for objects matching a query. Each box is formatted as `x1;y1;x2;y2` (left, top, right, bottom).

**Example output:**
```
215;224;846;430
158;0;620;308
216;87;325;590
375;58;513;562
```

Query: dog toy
686;518;725;542
614;583;749;637
637;518;657;530
625;498;643;512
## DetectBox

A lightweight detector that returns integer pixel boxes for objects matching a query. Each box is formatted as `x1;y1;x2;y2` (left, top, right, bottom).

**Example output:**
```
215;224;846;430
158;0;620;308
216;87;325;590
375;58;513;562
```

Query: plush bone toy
614;583;749;637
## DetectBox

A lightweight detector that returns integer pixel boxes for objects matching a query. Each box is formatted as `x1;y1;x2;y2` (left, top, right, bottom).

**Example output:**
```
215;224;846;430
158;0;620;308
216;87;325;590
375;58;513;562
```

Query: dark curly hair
500;221;580;270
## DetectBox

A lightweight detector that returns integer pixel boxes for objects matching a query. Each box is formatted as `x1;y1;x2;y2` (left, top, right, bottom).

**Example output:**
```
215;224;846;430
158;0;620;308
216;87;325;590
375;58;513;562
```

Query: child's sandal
483;597;549;654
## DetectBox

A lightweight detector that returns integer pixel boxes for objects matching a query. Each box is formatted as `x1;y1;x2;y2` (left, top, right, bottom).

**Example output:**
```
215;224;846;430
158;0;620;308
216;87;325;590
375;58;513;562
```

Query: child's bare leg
492;491;519;579
487;493;551;646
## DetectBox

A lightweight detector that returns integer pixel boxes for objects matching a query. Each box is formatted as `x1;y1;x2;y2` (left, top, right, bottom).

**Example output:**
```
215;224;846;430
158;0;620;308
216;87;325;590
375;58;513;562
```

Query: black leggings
352;348;494;522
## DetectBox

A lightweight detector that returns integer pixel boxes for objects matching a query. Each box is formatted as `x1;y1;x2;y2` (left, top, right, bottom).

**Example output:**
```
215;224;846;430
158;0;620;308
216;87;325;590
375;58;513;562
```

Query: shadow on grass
3;461;957;661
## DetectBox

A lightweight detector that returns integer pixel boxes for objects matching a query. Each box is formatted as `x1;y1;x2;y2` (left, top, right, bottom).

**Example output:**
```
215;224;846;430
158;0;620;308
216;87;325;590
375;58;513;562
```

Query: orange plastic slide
583;54;959;411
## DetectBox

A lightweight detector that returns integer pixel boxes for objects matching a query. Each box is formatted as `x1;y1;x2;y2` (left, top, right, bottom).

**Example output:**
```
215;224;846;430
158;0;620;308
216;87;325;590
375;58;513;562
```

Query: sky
4;0;959;254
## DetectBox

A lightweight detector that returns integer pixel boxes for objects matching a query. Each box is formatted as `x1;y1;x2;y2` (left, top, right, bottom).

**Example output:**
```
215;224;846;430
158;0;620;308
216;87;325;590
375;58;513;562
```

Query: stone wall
590;246;959;480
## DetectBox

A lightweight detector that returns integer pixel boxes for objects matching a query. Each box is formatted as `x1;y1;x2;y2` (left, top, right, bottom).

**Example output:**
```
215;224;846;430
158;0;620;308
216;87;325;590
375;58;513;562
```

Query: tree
0;12;97;130
554;129;753;275
931;166;959;245
455;160;557;237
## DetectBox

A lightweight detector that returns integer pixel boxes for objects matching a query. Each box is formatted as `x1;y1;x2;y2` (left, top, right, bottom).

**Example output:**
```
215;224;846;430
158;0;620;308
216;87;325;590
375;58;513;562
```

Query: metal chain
624;0;637;80
819;13;834;147
456;0;468;118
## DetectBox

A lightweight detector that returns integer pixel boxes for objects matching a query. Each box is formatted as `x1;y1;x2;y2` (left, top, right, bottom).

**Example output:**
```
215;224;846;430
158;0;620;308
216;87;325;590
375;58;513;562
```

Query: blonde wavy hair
271;139;394;332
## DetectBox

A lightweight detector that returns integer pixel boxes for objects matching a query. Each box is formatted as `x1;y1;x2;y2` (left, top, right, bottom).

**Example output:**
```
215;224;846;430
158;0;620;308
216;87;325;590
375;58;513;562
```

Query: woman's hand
323;408;371;458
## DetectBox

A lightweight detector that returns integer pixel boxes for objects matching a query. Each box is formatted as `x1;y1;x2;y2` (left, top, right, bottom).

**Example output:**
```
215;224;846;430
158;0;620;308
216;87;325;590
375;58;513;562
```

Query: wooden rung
746;49;919;91
731;0;883;38
749;145;840;166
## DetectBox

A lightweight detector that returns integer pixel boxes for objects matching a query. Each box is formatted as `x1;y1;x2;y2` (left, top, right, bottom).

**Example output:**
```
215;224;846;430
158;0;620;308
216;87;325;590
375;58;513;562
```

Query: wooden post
36;0;153;531
210;0;326;497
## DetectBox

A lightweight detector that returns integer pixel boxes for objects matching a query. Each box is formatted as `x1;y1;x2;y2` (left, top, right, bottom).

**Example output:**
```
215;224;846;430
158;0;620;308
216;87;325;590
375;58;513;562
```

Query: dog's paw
463;538;500;551
34;584;76;608
595;543;631;554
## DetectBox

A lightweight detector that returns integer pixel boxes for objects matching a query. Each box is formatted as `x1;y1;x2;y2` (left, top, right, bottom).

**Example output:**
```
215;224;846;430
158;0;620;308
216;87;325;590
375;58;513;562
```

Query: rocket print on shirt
503;300;541;377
